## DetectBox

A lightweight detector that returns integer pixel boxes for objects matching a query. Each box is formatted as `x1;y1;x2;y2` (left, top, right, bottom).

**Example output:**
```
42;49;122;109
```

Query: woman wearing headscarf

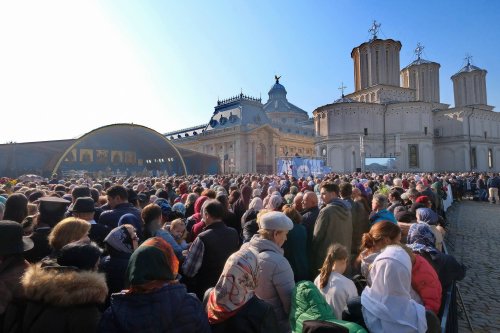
205;248;278;333
241;198;264;243
117;213;143;242
415;208;444;251
361;245;428;333
407;223;466;295
99;225;139;302
186;195;209;241
242;211;295;333
99;237;210;333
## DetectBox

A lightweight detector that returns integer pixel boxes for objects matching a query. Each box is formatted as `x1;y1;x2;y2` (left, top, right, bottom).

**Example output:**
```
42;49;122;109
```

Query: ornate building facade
314;24;500;172
166;78;315;173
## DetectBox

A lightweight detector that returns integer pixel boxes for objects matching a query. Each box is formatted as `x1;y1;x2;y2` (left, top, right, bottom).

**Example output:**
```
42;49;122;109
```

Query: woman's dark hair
3;193;28;223
216;194;230;216
389;190;401;201
57;241;102;271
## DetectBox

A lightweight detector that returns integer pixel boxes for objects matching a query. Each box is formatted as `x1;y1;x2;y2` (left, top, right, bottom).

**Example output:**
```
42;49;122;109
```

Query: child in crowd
314;243;358;320
169;218;189;250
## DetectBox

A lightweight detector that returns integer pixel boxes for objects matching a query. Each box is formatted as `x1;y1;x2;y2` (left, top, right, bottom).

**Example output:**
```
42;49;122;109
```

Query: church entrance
256;143;272;174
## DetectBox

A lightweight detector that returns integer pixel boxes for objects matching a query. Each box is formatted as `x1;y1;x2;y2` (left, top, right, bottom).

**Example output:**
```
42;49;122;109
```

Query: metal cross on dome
465;54;473;65
415;43;424;60
338;82;347;97
369;20;381;40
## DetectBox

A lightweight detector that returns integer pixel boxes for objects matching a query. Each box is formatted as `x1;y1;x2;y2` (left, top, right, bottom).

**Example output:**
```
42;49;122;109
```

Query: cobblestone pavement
445;201;500;333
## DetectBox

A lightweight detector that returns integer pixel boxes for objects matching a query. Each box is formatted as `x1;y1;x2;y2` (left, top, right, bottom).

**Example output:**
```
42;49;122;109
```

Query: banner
277;158;325;178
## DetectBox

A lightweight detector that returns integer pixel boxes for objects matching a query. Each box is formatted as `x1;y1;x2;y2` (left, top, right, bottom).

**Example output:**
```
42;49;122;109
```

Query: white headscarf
249;197;263;211
361;245;427;333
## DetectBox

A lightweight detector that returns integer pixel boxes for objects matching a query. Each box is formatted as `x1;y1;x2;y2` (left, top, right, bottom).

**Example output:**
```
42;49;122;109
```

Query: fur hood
22;264;108;306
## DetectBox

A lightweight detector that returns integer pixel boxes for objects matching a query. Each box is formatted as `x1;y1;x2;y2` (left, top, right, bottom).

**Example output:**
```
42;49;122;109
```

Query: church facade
314;30;500;173
165;78;315;174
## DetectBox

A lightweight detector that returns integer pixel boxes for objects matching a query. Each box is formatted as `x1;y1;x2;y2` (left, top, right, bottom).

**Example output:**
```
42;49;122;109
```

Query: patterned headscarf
407;223;439;255
126;237;179;292
104;226;135;254
416;208;438;225
206;248;259;324
118;213;143;240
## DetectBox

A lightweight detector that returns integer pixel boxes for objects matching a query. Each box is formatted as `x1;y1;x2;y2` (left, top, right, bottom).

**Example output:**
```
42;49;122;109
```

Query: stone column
251;141;256;173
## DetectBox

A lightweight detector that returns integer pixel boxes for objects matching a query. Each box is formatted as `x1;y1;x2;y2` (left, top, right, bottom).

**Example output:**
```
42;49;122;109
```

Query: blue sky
1;0;499;143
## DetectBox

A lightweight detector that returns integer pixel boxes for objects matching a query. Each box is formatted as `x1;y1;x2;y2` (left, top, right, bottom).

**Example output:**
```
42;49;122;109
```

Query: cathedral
168;22;500;173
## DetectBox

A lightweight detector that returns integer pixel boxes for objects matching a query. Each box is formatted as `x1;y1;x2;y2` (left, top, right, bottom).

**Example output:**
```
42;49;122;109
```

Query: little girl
314;243;358;320
169;218;189;250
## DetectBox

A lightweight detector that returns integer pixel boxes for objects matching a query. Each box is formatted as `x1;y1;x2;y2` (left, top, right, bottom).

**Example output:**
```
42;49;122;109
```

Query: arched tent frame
52;124;188;176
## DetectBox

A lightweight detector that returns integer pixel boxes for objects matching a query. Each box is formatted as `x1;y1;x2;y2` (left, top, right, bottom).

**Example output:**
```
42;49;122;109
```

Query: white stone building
165;78;315;173
314;31;500;172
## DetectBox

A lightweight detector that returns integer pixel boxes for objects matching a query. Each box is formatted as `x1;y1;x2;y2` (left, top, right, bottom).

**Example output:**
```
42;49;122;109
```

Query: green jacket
289;281;367;333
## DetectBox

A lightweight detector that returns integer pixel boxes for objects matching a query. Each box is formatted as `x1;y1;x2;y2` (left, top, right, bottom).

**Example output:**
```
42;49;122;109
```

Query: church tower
400;43;440;103
351;21;402;91
451;56;488;107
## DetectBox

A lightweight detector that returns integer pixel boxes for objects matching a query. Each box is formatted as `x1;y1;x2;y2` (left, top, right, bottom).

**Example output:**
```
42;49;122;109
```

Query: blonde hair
319;244;349;289
48;217;90;251
170;218;185;230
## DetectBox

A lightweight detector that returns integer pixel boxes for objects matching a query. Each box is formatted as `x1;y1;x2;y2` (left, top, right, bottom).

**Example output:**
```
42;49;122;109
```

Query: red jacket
412;254;442;314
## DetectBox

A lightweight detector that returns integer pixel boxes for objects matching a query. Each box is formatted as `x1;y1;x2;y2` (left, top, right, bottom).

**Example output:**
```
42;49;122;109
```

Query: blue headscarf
407;223;439;255
416;207;439;225
172;202;186;217
118;213;143;241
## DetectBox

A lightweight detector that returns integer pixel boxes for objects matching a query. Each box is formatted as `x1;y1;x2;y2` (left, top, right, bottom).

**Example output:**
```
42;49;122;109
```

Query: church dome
268;76;287;98
334;96;357;103
452;62;485;78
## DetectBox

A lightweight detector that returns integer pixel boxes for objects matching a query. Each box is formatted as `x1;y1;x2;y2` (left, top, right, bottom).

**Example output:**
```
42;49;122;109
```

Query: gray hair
372;194;388;208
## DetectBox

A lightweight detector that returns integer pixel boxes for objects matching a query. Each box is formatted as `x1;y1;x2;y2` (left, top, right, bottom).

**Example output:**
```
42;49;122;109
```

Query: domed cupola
451;55;488;107
268;75;287;99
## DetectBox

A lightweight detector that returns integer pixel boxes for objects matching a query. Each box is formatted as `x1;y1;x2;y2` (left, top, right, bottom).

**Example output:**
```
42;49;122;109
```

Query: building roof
333;95;357;104
452;62;486;78
402;57;440;70
263;77;308;116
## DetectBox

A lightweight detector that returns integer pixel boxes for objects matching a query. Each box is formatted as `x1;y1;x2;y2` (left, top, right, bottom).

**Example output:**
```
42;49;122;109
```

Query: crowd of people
0;170;491;332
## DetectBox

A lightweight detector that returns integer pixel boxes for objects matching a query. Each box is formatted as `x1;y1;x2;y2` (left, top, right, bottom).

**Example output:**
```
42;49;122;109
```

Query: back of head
49;217;91;251
4;193;28;223
37;196;71;228
204;199;224;220
361;221;401;252
57;241;102;271
141;204;162;225
339;182;352;198
71;186;91;200
106;185;128;200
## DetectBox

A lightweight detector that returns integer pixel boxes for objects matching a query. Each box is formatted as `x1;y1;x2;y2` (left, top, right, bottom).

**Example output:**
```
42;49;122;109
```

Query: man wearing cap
181;200;239;300
0;221;34;319
99;185;141;229
71;197;109;247
243;211;295;332
311;182;352;276
24;197;70;263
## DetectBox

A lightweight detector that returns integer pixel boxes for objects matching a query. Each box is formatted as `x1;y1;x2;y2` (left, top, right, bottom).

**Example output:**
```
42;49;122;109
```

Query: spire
338;82;347;98
368;20;381;41
415;42;424;60
465;54;473;66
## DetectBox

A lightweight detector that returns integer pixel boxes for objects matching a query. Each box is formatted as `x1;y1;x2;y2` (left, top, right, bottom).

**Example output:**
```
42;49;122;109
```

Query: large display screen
364;157;397;172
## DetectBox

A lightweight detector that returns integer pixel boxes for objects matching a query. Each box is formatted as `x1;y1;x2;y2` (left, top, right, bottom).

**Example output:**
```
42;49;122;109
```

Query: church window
484;131;487;139
471;147;477;169
364;128;368;136
424;127;428;135
488;149;493;168
408;144;419;168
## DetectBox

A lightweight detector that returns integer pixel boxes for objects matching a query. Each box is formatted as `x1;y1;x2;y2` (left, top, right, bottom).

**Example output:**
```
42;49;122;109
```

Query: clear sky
1;0;499;143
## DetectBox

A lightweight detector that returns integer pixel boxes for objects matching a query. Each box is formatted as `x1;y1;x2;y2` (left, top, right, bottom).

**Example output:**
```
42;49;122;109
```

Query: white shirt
314;271;358;320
